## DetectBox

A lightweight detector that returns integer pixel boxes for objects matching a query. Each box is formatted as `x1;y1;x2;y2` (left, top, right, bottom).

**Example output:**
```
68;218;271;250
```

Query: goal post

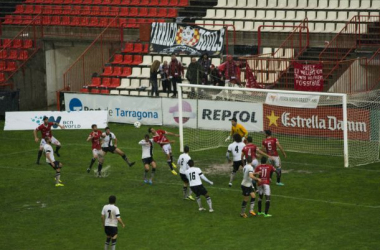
177;84;380;168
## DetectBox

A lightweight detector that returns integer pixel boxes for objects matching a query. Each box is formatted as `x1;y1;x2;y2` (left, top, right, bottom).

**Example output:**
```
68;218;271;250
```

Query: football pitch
0;121;380;250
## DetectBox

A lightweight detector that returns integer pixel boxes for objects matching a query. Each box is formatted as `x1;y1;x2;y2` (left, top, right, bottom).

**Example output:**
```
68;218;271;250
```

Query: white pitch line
0;165;379;209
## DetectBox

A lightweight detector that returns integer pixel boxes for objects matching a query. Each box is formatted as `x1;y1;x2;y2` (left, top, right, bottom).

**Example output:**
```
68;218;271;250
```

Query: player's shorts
258;184;271;196
104;226;118;237
180;173;189;183
102;146;116;154
232;160;243;172
268;156;281;168
190;185;208;197
40;136;60;147
241;185;254;196
92;148;104;158
162;144;172;155
142;157;154;165
47;161;61;169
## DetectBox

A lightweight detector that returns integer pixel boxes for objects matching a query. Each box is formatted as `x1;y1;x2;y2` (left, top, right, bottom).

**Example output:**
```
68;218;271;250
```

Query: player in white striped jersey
240;157;261;218
138;134;156;185
101;195;125;250
43;137;64;187
185;160;214;212
226;133;246;187
101;127;135;170
177;145;195;201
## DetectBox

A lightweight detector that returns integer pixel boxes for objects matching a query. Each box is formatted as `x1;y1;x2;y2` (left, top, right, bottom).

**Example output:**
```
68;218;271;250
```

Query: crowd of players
33;115;287;249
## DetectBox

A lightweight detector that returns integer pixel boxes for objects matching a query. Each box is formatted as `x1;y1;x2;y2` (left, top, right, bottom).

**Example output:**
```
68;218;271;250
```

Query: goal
177;84;380;167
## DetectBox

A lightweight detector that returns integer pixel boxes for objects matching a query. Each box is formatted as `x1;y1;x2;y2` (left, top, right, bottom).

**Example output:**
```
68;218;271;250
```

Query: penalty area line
0;165;379;209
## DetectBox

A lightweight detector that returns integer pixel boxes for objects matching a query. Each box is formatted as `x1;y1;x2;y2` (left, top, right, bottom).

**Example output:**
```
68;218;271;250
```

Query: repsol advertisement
149;22;225;56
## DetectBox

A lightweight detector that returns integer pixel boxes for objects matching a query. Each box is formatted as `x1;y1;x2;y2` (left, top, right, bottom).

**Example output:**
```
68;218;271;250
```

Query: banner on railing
4;111;108;131
245;64;263;89
294;62;323;91
149;22;225;56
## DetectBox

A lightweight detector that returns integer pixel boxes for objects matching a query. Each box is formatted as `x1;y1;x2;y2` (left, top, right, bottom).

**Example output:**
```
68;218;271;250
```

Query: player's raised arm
55;122;65;129
276;141;287;158
165;131;179;137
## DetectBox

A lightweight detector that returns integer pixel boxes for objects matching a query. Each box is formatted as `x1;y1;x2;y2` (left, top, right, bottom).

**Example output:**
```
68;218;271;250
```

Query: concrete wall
44;41;90;106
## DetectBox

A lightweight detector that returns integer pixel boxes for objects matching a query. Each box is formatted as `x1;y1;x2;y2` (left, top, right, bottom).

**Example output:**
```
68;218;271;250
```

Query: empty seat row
0;61;18;72
196;19;347;33
24;0;189;6
3;15;165;28
14;5;178;18
216;0;378;9
89;77;121;88
112;54;143;65
101;66;132;77
0;39;34;49
81;88;111;94
204;9;367;21
122;43;149;53
0;50;29;60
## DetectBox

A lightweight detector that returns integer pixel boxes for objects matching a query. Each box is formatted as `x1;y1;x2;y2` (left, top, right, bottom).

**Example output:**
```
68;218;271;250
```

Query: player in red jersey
86;124;105;174
262;130;286;186
255;157;278;217
148;127;179;176
33;116;65;164
241;136;272;167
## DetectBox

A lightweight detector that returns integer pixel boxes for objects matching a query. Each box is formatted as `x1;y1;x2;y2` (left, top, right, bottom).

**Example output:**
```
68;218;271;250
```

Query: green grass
0;121;380;250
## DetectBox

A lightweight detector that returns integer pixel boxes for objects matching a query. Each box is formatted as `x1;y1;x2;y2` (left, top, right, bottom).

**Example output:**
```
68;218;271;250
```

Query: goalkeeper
225;117;248;143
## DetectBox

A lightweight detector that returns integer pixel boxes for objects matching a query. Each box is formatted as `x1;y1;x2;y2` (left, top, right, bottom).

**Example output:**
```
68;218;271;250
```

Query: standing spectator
160;61;171;94
218;55;241;86
198;54;211;85
209;64;224;86
186;58;202;96
168;54;184;98
150;60;160;97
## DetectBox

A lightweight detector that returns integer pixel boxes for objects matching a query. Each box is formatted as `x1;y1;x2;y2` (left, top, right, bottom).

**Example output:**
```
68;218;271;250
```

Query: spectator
198;54;211;85
159;61;171;94
168;54;184;98
218;55;241;86
150;60;160;97
209;64;224;86
186;58;202;96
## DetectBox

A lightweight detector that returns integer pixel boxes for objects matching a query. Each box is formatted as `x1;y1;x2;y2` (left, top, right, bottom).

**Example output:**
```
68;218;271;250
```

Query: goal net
177;84;380;167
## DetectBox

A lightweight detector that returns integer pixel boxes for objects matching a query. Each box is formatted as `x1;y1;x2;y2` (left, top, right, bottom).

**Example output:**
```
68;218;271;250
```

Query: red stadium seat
18;50;29;60
0;61;5;71
14;5;24;14
33;5;42;14
93;0;102;4
70;17;80;26
129;8;138;17
99;18;109;27
91;88;100;94
120;0;130;4
167;9;177;17
123;43;134;53
80;88;89;93
119;19;127;28
22;16;33;25
102;77;111;87
147;8;158;17
52;6;63;15
90;77;101;87
102;66;113;76
3;39;12;48
131;55;143;65
111;0;121;5
73;0;82;4
120;67;132;76
61;16;71;26
91;6;101;16
83;0;92;4
101;0;112;4
138;8;148;17
143;44;149;53
0;73;5;83
25;0;35;2
110;78;121;88
109;18;119;27
79;17;89;27
178;0;188;6
42;16;51;25
112;54;123;64
122;55;133;64
24;5;34;14
126;19;137;28
0;51;7;59
8;50;18;60
139;0;149;5
3;15;13;25
13;16;23;25
23;40;33;49
101;6;110;15
169;0;179;6
43;6;53;15
82;6;91;16
53;0;64;3
63;0;73;3
130;0;139;4
119;7;129;16
89;17;99;27
100;89;110;94
13;39;22;49
149;0;158;5
4;61;17;72
72;6;81;15
110;7;119;15
111;66;122;76
133;43;143;52
51;16;61;26
158;0;169;6
62;6;72;15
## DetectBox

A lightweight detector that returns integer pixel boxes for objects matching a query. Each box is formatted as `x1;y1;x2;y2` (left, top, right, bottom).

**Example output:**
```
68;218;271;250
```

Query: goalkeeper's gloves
225;136;230;142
